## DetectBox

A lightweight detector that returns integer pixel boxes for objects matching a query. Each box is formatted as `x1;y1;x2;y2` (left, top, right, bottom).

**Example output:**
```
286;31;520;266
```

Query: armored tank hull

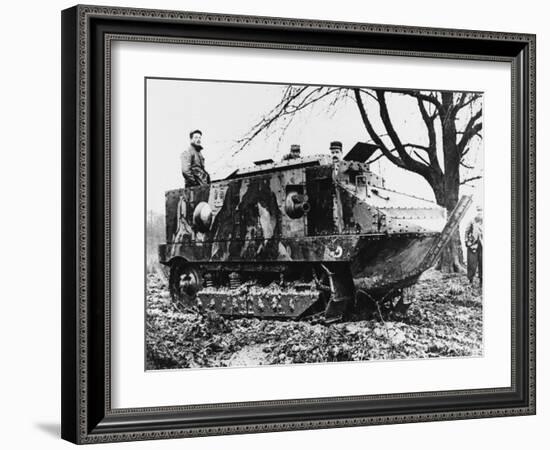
159;151;471;321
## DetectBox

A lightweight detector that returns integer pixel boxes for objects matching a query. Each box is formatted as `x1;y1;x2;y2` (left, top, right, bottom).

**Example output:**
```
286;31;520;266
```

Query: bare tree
237;85;483;272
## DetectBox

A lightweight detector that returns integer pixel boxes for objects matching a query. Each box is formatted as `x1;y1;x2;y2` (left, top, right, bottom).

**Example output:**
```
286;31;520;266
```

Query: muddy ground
145;269;482;370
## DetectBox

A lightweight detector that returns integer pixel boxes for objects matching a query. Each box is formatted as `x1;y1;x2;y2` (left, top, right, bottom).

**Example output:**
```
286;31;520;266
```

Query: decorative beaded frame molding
61;4;536;444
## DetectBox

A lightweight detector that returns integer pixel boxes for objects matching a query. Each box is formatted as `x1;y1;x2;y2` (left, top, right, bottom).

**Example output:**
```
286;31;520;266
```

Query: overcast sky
145;78;483;215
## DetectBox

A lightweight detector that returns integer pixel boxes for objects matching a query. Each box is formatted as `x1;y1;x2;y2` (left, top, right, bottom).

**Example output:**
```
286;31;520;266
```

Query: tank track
168;261;353;322
169;260;422;323
196;281;321;319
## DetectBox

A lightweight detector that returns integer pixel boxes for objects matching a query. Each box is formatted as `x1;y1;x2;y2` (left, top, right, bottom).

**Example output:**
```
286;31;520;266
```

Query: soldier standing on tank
465;206;483;287
330;141;343;163
282;144;301;160
181;129;211;187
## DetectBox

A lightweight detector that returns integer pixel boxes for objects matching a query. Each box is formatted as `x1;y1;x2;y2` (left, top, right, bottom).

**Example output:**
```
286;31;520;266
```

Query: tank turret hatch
343;142;379;163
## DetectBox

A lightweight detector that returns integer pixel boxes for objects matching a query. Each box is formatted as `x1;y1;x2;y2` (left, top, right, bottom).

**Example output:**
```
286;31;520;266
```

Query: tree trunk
436;93;465;273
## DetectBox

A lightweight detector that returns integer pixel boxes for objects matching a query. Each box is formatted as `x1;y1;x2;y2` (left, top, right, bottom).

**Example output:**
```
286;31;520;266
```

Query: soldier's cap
330;141;343;150
189;129;202;138
290;144;301;152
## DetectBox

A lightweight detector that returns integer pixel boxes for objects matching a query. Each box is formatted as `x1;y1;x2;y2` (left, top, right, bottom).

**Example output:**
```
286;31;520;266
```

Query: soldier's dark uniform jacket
465;216;483;285
180;144;211;187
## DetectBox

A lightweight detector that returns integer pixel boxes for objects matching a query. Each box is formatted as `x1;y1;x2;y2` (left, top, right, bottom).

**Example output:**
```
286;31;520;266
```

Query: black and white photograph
145;78;484;370
0;0;542;446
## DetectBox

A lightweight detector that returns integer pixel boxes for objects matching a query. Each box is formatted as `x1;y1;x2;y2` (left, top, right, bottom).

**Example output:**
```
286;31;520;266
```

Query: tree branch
413;150;430;166
403;143;431;152
457;109;483;154
415;97;443;178
366;152;385;164
233;86;340;154
393;89;445;117
460;175;483;185
375;90;431;177
366;148;400;164
453;92;482;114
353;89;406;169
357;88;379;102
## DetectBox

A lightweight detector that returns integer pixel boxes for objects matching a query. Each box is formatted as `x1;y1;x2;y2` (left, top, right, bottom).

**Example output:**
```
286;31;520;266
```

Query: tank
158;144;472;322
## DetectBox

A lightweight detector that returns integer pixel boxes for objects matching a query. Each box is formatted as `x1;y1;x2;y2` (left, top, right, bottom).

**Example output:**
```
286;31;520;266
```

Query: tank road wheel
169;261;202;307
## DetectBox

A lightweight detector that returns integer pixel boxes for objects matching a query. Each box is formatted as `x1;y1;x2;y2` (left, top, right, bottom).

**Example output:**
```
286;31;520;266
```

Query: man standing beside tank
181;129;211;187
465;206;483;287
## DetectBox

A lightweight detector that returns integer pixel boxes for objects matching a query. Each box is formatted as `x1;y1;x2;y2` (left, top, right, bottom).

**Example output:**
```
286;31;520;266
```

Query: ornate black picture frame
61;4;536;444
